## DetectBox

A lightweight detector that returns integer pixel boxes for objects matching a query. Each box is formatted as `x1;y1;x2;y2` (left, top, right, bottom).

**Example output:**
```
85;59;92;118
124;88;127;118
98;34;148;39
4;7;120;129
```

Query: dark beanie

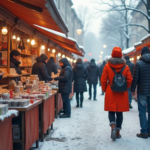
91;59;95;63
77;58;82;63
141;47;150;56
124;56;129;60
40;54;48;61
10;50;21;58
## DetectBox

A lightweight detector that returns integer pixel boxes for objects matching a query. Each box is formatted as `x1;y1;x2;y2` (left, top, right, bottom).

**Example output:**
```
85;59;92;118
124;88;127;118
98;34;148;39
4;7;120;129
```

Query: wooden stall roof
34;25;84;56
0;0;68;36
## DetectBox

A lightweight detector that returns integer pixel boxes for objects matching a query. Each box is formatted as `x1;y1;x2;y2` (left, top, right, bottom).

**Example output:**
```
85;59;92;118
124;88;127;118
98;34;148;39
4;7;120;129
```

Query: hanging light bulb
68;57;70;61
31;39;35;45
1;22;8;35
58;53;61;57
62;54;65;58
41;45;45;50
17;36;20;41
74;60;76;63
48;48;50;51
12;34;16;39
27;38;30;42
52;49;56;53
70;59;73;62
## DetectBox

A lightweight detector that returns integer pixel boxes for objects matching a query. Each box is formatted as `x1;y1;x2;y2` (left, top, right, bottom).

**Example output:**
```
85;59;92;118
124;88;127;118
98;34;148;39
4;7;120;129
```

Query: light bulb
31;39;35;45
70;59;73;62
68;58;70;61
100;51;103;54
74;60;76;63
17;37;20;41
103;45;107;48
41;45;45;50
48;48;50;51
27;39;30;42
62;54;65;58
12;35;16;39
52;49;56;53
2;27;8;35
58;53;61;57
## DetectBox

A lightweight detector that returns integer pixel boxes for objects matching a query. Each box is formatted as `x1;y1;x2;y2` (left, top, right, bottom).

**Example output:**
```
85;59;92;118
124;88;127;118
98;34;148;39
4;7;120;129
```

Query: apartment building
54;0;83;46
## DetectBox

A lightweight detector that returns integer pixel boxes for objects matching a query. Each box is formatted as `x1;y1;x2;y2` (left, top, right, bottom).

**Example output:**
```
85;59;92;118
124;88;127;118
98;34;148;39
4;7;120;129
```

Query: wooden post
37;40;40;57
7;25;10;74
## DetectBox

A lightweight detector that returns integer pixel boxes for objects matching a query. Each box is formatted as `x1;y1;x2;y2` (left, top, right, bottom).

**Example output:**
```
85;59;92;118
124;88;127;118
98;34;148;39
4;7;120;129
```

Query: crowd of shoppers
9;46;150;140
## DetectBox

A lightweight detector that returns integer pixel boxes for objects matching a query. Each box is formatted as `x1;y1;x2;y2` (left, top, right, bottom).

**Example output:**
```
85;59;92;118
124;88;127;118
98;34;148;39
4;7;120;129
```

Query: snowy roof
141;34;150;42
34;24;77;43
79;45;84;50
0;110;18;121
122;46;135;54
134;41;142;46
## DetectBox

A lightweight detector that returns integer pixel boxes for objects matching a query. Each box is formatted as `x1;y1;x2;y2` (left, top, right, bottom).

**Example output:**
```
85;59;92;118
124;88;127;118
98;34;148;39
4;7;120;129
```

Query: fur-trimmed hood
108;57;126;65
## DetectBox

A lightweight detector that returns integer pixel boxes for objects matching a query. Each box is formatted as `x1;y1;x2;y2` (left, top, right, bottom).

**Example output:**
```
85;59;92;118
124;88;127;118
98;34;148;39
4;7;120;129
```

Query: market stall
0;110;18;150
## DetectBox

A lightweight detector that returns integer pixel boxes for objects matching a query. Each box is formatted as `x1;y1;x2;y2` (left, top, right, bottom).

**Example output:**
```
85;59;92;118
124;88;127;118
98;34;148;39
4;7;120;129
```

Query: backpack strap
120;65;126;74
110;65;126;74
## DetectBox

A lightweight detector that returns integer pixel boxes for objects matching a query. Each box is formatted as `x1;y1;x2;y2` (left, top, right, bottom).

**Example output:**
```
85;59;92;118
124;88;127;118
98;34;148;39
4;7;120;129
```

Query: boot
76;99;79;107
80;99;83;108
116;130;121;139
111;124;116;140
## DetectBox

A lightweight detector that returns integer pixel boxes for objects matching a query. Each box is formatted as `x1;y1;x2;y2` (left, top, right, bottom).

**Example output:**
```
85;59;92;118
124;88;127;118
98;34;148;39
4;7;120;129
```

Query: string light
31;39;35;45
27;39;30;42
62;54;65;58
41;45;45;50
58;53;61;57
74;60;76;63
17;37;20;41
12;35;16;39
48;48;50;51
1;22;8;35
52;49;56;53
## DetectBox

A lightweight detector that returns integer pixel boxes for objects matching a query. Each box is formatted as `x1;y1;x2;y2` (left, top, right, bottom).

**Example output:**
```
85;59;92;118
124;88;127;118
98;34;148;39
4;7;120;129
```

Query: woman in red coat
101;47;132;140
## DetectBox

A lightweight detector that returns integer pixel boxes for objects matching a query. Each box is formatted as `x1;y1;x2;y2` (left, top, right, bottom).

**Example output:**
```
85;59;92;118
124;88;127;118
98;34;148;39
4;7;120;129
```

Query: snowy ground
34;87;150;150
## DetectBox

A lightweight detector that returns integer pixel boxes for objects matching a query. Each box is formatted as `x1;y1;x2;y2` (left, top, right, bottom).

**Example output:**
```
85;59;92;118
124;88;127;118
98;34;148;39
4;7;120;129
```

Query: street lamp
103;45;107;48
76;29;82;35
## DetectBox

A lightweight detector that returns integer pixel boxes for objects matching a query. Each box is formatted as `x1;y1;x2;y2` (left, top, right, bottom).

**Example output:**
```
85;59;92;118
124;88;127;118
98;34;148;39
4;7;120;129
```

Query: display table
10;100;42;150
69;82;74;100
40;92;56;141
53;90;63;118
0;110;18;150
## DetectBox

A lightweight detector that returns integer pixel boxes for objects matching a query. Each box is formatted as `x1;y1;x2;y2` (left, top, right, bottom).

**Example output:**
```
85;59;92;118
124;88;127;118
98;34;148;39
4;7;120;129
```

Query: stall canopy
34;25;84;56
0;0;68;36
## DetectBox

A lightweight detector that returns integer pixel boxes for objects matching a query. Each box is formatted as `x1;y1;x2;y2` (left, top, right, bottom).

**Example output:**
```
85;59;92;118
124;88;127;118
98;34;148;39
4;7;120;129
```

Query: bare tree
100;11;126;50
92;0;150;48
72;3;92;32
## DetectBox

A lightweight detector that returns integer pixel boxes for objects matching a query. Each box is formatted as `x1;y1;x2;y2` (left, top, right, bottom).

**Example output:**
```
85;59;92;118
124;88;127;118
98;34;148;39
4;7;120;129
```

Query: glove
54;77;59;81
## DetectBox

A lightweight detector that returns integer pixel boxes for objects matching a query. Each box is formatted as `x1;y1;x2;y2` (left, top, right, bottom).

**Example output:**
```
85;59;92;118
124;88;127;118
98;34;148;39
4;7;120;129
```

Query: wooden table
10;100;42;150
40;92;56;141
0;111;18;150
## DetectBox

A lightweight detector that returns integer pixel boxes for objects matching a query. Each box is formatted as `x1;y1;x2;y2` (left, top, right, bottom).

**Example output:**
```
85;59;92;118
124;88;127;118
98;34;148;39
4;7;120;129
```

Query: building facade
54;0;83;46
129;1;148;47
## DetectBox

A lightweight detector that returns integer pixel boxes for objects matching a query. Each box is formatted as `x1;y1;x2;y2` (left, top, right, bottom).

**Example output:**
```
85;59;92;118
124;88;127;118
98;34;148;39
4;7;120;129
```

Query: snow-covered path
35;87;150;150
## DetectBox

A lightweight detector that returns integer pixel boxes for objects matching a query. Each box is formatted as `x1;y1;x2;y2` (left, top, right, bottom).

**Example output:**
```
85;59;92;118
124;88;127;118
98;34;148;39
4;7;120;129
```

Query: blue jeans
61;93;71;115
128;89;132;104
137;94;150;134
89;84;97;99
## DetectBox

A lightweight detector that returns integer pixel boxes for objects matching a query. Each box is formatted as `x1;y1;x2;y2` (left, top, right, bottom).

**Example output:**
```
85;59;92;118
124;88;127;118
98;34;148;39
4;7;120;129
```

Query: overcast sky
71;0;101;37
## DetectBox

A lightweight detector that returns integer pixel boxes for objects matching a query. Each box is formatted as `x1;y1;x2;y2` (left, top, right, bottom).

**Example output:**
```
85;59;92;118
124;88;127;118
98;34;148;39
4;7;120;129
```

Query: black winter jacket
73;62;88;92
32;57;52;82
10;57;21;82
56;58;73;93
99;61;106;78
87;62;99;85
125;60;134;76
47;57;58;76
131;53;150;95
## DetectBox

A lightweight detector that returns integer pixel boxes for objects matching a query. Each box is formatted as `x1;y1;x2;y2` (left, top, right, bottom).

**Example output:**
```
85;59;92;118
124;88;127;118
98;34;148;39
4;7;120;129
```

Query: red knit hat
111;47;122;58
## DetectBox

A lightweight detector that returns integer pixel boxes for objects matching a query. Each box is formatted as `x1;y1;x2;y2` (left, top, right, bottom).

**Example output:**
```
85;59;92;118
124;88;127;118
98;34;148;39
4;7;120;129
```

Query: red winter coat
101;58;132;112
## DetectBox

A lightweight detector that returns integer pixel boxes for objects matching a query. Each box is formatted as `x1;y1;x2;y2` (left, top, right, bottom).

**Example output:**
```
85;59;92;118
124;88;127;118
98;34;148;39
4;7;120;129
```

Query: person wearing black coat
99;61;106;95
10;50;22;83
124;56;135;109
32;54;52;82
54;58;73;118
73;58;88;108
131;47;150;139
47;57;58;76
87;59;99;100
